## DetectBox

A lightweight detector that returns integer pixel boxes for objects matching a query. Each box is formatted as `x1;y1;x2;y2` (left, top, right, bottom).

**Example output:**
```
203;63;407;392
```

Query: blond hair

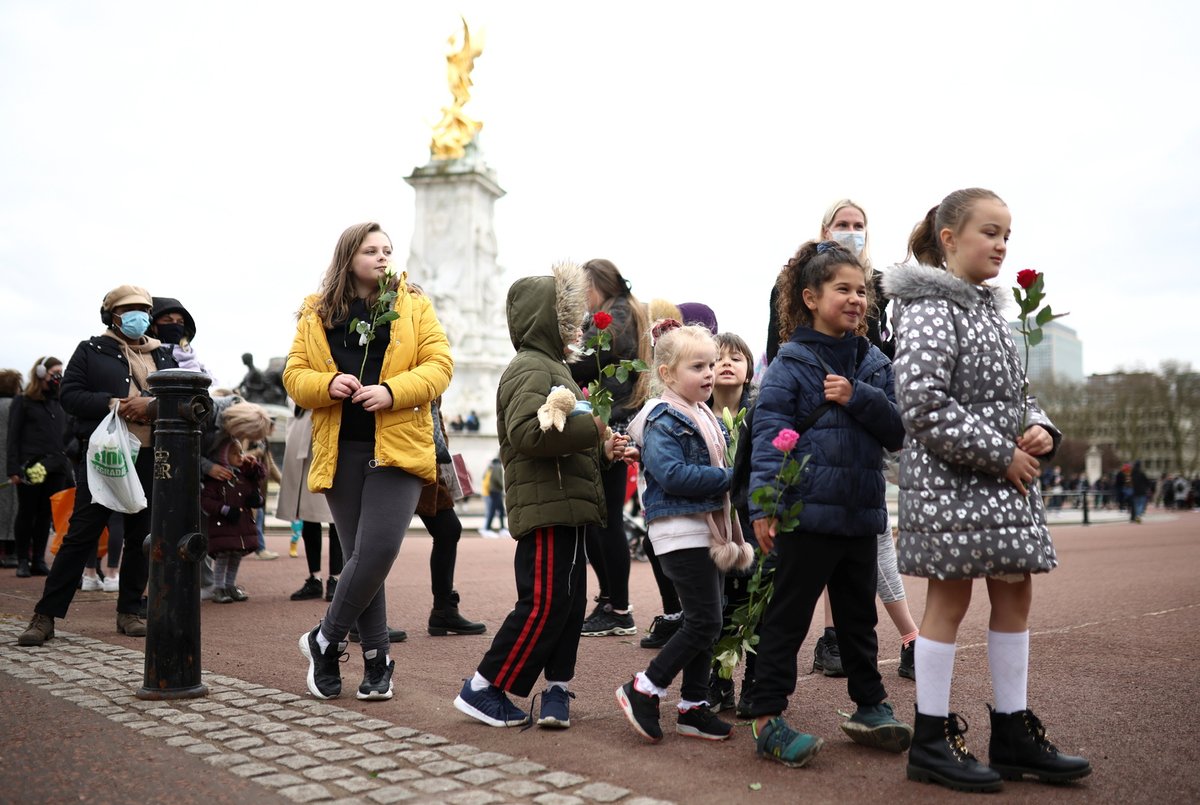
650;322;717;396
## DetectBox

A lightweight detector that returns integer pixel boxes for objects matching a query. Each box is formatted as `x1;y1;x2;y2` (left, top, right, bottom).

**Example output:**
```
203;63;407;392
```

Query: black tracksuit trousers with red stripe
477;525;588;698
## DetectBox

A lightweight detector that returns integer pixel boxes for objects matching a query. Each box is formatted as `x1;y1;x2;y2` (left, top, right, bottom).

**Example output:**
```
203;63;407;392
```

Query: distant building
1008;320;1084;385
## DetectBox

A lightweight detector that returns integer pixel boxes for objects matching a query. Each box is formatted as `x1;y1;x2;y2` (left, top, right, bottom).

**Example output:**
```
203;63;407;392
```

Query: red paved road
2;511;1198;803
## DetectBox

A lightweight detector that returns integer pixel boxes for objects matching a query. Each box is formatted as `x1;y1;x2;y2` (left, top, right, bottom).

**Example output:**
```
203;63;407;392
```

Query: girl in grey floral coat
884;188;1090;793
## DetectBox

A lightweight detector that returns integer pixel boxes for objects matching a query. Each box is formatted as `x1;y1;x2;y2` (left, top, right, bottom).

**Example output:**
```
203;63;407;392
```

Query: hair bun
650;318;682;343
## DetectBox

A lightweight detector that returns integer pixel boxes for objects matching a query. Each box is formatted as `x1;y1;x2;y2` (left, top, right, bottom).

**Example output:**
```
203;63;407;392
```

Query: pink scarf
660;389;753;572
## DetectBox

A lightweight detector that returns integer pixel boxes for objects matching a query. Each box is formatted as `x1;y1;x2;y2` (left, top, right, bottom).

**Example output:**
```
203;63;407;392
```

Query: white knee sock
988;629;1029;714
635;671;667;698
915;636;956;717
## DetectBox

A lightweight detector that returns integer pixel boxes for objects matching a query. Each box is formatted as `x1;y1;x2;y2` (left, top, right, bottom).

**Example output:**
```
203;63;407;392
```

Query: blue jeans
1131;495;1147;521
484;495;505;530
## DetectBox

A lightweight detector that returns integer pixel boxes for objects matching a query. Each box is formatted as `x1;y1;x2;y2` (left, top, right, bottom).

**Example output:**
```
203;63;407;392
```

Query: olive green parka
497;261;607;538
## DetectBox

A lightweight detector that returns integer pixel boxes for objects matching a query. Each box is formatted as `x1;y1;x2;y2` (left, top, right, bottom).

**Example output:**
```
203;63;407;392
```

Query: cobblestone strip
0;619;672;805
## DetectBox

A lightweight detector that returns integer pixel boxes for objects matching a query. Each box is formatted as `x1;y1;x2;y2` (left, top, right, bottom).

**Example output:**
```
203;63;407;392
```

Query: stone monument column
404;145;510;434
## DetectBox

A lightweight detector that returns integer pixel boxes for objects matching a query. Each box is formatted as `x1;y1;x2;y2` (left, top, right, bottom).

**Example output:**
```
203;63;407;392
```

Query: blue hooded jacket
749;327;903;537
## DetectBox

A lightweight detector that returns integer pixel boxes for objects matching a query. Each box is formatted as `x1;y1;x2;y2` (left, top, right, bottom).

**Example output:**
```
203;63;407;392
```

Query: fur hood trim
882;263;1011;313
553;260;588;364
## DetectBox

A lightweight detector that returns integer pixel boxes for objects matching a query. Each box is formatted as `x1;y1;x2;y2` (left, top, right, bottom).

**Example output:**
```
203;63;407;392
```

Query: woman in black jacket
570;259;651;638
18;285;177;647
6;356;74;577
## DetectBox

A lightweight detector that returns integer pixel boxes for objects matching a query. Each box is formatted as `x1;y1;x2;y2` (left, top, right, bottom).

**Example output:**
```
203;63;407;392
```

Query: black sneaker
226;585;249;602
584;596;611;623
812;627;845;677
639;613;682;649
290;577;323;601
582;609;636;637
677;705;734;741
898;640;916;680
708;674;735;713
298;624;347;699
616;679;662;743
736;679;755;719
325;577;338;602
211;587;234;604
357;648;394;701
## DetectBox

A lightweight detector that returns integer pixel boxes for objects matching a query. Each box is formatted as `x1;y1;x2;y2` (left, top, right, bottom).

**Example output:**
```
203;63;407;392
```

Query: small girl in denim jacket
617;320;754;745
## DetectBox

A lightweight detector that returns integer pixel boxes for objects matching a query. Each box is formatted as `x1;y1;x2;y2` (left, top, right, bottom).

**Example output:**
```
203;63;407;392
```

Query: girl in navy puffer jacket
746;240;910;769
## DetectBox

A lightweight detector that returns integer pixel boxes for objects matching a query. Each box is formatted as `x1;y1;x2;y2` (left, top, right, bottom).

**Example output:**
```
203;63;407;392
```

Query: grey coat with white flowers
882;264;1060;580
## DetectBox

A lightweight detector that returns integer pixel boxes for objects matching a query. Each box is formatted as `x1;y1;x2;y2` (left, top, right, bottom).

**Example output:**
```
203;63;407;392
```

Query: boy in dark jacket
453;261;625;729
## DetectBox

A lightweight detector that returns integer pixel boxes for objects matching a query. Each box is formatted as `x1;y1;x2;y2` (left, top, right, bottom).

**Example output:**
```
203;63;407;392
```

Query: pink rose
771;428;800;453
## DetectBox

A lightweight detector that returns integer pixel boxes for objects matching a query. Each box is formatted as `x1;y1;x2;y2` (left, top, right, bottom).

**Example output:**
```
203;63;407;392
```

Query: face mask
117;310;151;339
155;322;186;345
46;375;61;396
831;230;866;256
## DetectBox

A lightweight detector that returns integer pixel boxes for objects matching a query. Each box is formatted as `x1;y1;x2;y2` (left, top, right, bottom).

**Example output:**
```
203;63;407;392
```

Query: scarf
660;388;753;572
101;331;162;447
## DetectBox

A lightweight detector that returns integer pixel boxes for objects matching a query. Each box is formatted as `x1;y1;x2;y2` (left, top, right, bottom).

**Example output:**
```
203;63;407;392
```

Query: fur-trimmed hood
882;263;1011;314
506;260;588;362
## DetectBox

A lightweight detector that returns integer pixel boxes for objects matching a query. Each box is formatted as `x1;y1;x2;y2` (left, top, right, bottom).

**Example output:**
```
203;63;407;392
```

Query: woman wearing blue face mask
17;285;178;648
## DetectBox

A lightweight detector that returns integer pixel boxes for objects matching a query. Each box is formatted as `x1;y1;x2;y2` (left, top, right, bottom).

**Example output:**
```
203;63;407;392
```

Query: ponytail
906;205;942;267
906;189;1005;269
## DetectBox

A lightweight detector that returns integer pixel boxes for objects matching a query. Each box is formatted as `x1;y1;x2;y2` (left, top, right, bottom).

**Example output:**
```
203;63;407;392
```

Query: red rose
1016;269;1039;289
592;311;613;330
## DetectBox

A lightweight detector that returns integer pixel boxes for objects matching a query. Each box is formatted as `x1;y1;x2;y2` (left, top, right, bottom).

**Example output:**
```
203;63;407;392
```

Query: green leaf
601;364;617;377
348;317;361;333
377;311;399;324
615;366;629;383
1012;288;1024;309
630;359;650;372
1027;328;1044;347
1035;305;1054;327
749;783;762;791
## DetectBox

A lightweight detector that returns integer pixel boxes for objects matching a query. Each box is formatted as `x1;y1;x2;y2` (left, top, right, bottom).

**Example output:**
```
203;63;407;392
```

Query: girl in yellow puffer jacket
284;222;452;702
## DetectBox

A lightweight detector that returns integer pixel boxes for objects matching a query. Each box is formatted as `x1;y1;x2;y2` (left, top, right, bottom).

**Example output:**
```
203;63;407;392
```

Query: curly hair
775;241;872;341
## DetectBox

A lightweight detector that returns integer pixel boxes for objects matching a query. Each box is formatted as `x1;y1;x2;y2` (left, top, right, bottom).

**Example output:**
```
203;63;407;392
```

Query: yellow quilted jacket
283;279;453;492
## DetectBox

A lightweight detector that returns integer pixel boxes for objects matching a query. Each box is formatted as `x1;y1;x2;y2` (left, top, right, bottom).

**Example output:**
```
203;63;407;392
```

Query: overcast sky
2;1;1198;391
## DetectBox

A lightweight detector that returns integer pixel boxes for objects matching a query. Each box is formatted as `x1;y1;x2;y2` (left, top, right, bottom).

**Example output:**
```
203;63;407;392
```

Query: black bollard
137;369;213;700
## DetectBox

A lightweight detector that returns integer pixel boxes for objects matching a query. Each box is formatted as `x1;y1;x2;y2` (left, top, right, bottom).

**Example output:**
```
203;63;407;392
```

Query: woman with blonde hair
286;222;452;702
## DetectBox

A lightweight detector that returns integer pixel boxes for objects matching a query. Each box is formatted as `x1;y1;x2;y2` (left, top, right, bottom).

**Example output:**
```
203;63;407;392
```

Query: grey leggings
875;518;907;605
319;441;423;653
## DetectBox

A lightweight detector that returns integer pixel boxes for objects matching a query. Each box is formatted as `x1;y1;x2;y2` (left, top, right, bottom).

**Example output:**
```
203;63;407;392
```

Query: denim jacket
632;401;732;523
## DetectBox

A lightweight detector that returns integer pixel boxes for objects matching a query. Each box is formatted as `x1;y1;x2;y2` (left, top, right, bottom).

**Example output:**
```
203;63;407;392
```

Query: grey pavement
0;620;669;805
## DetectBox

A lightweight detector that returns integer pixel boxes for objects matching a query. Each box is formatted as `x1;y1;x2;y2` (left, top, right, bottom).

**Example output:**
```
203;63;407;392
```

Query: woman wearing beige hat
18;284;178;647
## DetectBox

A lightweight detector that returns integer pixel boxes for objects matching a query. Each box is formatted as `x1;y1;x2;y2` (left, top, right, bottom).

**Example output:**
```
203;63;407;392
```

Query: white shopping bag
86;403;147;514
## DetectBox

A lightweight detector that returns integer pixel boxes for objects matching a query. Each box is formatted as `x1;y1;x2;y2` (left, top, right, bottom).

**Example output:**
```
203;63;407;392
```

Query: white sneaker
479;529;498;539
81;575;103;591
499;528;511;539
255;549;279;560
102;574;120;592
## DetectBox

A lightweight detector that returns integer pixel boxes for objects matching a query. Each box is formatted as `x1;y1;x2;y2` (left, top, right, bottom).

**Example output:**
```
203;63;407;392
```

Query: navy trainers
536;686;576;729
298;624;347;700
453;680;529;727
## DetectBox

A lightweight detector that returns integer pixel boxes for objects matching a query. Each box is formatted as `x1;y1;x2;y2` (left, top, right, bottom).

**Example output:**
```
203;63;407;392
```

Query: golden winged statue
430;18;484;160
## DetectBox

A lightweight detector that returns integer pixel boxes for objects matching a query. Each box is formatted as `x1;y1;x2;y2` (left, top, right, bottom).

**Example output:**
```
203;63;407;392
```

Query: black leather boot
907;708;1003;793
988;705;1092;783
429;591;486;636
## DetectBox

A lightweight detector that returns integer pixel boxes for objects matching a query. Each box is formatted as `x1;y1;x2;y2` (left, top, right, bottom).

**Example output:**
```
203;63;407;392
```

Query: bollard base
136;683;209;701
